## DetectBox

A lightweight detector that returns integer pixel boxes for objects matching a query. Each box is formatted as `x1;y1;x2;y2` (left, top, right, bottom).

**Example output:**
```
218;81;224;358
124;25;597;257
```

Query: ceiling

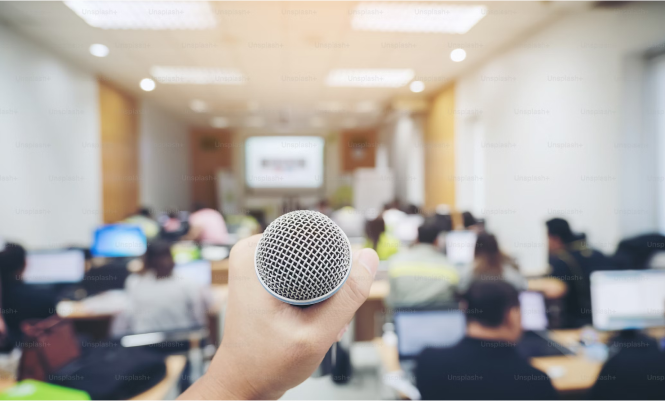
0;1;586;131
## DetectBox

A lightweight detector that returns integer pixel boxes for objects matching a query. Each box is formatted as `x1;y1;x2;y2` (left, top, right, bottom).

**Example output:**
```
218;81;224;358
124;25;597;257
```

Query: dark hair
144;241;173;265
418;224;441;245
138;207;152;218
0;243;27;291
433;214;453;233
462;211;477;228
546;218;575;244
462;281;520;328
405;204;420;215
365;217;386;250
473;233;516;277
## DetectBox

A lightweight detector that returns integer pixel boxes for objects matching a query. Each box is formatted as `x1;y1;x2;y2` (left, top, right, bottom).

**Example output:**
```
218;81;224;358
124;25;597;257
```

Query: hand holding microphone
181;211;379;400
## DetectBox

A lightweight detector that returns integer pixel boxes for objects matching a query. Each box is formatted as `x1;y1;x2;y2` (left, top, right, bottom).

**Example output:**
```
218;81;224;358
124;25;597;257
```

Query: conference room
1;0;665;400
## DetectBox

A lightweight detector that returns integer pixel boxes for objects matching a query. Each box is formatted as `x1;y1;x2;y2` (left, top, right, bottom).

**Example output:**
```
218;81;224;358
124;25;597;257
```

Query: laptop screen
394;310;466;359
445;231;477;265
591;270;665;330
91;224;147;257
174;260;212;286
519;291;548;331
24;249;86;284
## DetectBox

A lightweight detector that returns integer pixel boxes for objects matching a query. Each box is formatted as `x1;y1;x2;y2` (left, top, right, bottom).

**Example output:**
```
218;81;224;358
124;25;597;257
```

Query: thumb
307;248;379;337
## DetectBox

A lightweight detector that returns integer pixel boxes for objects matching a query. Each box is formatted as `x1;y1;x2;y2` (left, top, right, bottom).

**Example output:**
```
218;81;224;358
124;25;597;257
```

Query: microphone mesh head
255;210;352;305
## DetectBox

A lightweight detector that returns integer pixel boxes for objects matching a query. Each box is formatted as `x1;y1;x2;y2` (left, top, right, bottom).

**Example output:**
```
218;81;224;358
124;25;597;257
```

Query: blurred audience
0;243;57;348
123;207;160;240
184;203;229;244
331;206;365;238
364;215;399;261
612;233;665;270
459;233;527;292
394;204;425;245
116;241;210;334
160;211;188;241
590;332;665;400
546;218;609;328
385;223;458;309
416;281;558;400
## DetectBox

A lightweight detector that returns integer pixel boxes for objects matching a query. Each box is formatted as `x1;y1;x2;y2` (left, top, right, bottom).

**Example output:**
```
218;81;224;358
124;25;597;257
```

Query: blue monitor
91;224;147;257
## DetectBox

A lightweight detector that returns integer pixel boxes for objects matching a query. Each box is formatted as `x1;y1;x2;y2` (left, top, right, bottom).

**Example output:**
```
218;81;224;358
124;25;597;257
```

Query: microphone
254;210;353;306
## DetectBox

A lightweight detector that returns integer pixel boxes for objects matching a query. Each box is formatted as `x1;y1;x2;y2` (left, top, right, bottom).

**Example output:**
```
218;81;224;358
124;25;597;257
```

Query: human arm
179;234;379;400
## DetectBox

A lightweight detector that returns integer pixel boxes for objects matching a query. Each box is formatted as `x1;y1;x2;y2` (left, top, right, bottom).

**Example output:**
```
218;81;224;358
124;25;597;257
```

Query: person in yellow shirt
385;223;459;309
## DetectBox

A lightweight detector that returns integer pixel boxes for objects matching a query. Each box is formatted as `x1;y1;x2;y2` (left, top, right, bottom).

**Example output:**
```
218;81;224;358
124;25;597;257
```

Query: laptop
24;249;86;284
590;269;665;331
517;291;574;358
393;309;466;377
174;260;212;286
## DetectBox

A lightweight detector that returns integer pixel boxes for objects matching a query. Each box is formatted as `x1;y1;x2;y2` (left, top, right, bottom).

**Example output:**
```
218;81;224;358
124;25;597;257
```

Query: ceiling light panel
150;66;247;85
64;1;217;30
326;69;414;88
351;2;487;34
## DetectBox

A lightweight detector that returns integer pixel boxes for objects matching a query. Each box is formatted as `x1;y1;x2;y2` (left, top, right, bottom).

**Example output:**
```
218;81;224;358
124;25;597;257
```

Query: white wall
0;21;102;248
454;3;665;275
139;99;191;213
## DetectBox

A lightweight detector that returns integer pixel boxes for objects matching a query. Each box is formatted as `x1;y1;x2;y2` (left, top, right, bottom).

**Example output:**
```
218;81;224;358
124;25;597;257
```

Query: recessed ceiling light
410;81;425;93
89;44;109;57
190;99;208;113
64;1;217;30
451;48;467;62
150;66;247;85
210;117;230;129
245;116;265;128
326;69;414;88
139;78;155;91
351;3;486;34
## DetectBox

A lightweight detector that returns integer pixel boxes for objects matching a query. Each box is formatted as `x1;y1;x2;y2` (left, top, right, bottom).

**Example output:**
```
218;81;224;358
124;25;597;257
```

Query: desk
355;280;389;342
374;330;604;397
0;355;186;400
57;285;229;342
132;355;187;400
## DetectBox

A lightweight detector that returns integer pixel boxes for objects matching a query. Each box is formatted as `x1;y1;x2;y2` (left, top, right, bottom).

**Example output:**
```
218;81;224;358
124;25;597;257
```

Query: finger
306;248;379;337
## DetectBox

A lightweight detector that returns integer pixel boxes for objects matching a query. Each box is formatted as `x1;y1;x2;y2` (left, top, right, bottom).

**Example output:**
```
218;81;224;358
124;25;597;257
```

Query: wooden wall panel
424;84;456;212
340;129;377;172
98;80;139;223
190;128;233;208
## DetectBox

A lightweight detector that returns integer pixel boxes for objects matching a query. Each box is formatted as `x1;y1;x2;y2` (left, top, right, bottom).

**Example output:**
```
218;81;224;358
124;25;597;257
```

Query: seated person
0;243;57;348
385;224;458;309
184;203;229;244
416;281;558;400
123;206;160;240
364;215;399;261
546;218;609;328
590;332;665;400
116;241;210;334
459;233;527;292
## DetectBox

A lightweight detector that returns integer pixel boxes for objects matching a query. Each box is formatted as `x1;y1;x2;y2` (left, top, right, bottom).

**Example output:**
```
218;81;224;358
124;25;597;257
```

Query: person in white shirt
120;241;210;334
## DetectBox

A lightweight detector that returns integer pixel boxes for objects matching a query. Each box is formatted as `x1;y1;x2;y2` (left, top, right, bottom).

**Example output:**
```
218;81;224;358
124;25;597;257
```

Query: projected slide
245;136;324;189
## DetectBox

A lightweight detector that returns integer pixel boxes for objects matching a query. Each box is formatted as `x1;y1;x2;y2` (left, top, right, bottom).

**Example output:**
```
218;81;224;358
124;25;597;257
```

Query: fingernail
358;248;378;279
